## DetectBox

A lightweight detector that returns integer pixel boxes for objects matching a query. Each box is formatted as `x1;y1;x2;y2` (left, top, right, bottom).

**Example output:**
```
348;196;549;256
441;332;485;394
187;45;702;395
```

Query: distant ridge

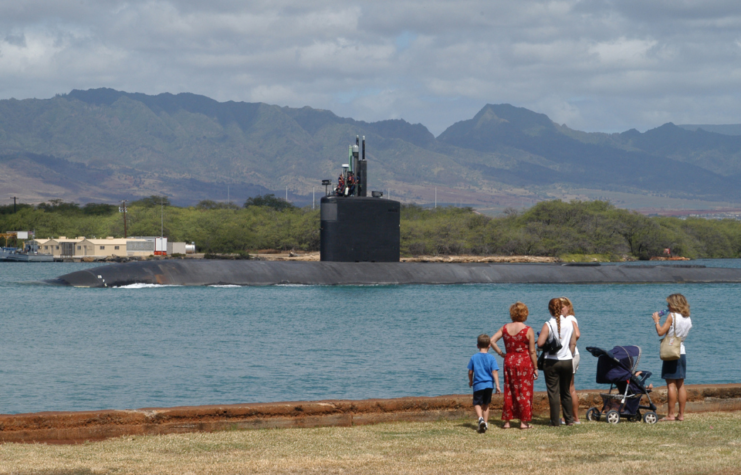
436;105;741;197
2;88;741;206
677;124;741;136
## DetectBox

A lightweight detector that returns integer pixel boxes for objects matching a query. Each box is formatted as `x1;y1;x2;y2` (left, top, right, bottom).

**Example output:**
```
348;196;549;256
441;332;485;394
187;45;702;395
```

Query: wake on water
113;283;177;289
114;283;245;288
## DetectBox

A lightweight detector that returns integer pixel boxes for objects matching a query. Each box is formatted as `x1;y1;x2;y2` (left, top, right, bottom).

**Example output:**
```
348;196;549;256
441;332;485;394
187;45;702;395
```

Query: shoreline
2;383;739;444
7;253;699;264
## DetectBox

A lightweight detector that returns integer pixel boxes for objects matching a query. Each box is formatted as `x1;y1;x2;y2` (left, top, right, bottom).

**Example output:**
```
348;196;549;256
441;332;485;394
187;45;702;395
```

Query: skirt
661;354;687;380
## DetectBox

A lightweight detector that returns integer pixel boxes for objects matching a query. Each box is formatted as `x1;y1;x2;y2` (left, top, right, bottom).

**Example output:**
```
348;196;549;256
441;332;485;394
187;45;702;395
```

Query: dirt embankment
1;384;739;444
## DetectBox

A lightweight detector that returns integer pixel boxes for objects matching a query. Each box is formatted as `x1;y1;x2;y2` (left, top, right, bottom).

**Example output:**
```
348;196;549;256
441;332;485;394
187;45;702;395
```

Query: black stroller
584;346;658;424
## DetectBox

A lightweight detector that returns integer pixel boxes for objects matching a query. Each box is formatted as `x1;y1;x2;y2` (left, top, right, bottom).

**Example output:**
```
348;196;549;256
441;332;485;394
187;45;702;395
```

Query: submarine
50;136;741;288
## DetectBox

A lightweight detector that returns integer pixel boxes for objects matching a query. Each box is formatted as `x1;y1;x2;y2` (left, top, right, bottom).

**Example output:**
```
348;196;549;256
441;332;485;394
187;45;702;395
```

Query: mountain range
2;88;741;210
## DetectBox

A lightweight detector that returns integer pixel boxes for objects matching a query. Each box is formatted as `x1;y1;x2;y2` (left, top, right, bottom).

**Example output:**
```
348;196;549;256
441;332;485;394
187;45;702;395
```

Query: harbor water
1;261;740;414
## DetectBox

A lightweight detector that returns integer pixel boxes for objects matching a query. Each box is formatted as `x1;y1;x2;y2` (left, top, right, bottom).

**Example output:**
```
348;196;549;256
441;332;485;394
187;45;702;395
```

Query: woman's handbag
660;314;682;361
544;321;562;354
537;321;562;370
537;350;546;370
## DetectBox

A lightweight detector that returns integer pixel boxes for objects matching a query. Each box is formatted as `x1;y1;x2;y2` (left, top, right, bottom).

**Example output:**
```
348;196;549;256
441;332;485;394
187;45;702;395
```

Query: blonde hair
667;293;690;317
560;297;574;315
509;302;529;322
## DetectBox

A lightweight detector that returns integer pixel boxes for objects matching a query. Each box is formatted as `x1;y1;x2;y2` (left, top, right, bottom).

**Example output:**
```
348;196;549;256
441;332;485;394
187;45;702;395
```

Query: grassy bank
1;412;740;474
3;197;741;259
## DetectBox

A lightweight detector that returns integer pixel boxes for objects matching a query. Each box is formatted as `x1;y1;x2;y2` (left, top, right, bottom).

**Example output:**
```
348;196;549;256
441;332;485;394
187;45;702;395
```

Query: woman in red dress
490;302;539;429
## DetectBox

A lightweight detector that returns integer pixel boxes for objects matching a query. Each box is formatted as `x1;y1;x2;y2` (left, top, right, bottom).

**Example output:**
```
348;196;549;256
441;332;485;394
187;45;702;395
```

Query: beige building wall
29;239;51;254
80;238;128;257
79;238;154;257
34;237;159;258
37;240;54;255
37;237;86;257
168;242;187;255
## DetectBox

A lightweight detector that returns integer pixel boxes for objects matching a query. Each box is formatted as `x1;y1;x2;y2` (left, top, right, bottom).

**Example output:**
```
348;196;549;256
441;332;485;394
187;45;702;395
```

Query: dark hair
477;334;491;349
509;302;529;322
548;298;563;335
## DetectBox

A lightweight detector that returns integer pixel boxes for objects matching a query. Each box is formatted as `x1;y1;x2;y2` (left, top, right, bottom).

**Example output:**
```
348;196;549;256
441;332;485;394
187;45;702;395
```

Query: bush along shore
2;196;741;260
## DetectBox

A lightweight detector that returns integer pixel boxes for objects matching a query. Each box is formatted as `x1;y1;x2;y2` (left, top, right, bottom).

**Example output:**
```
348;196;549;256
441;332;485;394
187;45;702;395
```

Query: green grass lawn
1;412;740;474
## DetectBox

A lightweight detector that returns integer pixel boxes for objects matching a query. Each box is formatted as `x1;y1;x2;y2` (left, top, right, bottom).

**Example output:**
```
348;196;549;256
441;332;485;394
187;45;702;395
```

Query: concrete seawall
1;384;739;444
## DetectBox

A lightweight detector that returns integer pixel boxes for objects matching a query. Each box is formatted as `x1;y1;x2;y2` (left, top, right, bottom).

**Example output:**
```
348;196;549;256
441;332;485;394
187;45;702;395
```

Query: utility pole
313;187;315;209
161;196;164;237
227;184;230;208
286;187;288;202
13;196;17;213
435;188;437;209
120;200;128;238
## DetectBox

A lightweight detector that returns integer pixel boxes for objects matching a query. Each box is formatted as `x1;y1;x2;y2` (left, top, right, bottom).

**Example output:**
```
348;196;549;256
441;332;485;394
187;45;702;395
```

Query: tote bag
537;321;562;370
659;314;682;361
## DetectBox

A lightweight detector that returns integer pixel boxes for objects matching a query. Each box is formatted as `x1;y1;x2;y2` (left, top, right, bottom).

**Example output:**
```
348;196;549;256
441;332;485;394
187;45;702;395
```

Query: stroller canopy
587;346;642;385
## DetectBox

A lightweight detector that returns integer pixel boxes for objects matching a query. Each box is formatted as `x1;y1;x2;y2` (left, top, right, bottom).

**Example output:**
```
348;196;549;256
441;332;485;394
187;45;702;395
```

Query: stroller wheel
643;411;658;424
586;407;601;422
605;410;620;424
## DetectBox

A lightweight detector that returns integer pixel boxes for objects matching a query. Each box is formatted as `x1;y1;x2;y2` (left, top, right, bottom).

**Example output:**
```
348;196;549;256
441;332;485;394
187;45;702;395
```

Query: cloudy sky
1;0;740;135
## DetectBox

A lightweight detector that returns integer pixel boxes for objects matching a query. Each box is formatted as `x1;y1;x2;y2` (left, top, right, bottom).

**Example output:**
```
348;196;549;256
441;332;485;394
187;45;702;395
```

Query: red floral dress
501;325;534;422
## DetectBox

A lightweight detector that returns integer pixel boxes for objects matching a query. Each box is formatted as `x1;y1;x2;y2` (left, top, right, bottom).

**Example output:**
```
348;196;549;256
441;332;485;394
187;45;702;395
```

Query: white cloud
588;38;659;67
1;0;741;134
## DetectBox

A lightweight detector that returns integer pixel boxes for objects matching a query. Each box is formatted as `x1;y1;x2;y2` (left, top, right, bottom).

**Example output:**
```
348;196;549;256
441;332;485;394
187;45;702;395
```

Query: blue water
1;260;740;414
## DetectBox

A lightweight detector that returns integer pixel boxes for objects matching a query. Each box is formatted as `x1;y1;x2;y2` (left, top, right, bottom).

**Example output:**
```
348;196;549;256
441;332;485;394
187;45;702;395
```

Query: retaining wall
1;383;739;444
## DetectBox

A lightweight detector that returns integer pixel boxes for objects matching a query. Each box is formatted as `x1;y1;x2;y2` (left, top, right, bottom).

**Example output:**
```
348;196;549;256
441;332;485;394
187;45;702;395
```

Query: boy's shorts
472;388;493;406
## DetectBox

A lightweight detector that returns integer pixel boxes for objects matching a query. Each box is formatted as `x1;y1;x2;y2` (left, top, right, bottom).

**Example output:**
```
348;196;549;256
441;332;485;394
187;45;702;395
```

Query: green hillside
2;89;741;207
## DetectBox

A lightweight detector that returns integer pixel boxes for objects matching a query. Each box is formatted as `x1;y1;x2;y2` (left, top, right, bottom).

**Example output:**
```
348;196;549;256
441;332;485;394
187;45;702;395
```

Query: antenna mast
120;200;128;238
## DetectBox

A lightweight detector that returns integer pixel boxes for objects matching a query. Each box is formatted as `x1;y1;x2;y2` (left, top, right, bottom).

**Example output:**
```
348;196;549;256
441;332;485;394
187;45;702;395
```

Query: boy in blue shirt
468;334;501;433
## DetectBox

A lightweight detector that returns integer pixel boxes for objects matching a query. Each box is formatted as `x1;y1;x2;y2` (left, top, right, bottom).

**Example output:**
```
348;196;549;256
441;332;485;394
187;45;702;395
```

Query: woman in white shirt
652;293;692;422
560;297;581;424
537;298;577;426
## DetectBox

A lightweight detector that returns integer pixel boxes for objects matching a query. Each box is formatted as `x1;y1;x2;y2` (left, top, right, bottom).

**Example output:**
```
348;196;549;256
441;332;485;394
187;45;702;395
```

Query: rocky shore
249;252;560;263
56;253;688;264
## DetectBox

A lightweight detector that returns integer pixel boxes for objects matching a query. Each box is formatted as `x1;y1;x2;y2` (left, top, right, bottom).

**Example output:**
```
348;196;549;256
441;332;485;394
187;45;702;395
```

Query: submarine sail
321;135;400;262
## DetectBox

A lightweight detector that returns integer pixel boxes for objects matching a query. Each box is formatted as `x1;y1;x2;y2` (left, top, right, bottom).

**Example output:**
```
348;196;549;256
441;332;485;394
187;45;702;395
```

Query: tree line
2;196;741;259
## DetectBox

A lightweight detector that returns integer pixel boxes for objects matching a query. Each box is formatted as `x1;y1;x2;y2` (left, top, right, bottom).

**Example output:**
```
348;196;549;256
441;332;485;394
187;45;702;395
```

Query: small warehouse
79;238;152;258
37;237;87;257
31;237;192;258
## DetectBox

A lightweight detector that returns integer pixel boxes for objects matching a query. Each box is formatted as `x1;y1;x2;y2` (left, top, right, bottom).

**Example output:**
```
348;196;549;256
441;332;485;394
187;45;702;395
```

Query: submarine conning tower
320;136;401;262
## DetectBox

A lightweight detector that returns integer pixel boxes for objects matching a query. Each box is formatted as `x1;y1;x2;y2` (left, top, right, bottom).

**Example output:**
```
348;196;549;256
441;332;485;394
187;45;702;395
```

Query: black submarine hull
47;260;741;287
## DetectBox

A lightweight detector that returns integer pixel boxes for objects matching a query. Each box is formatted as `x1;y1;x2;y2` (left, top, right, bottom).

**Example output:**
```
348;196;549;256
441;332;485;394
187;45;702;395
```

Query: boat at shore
0;246;54;262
